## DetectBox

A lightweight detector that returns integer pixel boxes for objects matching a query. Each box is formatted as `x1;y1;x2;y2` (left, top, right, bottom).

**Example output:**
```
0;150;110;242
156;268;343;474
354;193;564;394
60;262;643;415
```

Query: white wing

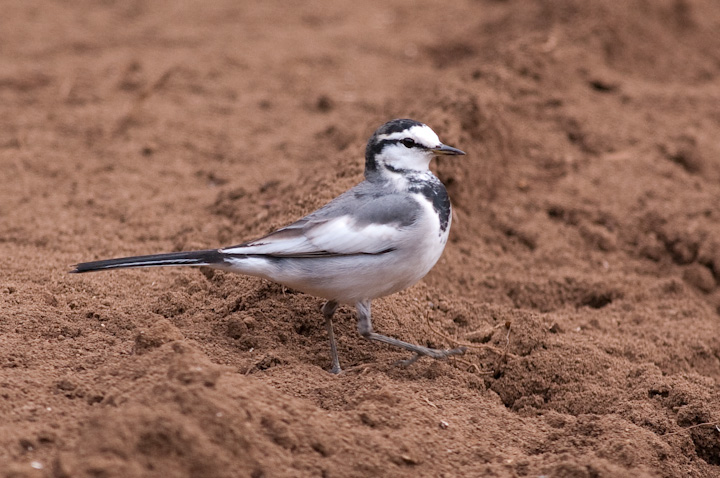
221;187;421;257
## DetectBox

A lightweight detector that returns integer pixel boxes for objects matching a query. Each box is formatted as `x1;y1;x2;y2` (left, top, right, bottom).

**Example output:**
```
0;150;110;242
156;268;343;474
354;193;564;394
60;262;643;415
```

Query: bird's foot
395;345;467;367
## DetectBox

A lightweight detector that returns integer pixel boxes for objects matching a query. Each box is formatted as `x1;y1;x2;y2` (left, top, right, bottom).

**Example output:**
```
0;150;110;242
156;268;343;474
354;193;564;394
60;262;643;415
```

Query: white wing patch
306;217;400;254
221;215;407;257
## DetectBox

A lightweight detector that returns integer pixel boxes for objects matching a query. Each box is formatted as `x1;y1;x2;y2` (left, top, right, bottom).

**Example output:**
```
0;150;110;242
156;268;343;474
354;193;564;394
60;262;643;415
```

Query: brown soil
2;1;720;477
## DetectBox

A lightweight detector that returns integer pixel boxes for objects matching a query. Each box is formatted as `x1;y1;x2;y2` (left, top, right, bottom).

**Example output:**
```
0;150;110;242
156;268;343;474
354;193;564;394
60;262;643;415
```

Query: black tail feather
70;249;226;273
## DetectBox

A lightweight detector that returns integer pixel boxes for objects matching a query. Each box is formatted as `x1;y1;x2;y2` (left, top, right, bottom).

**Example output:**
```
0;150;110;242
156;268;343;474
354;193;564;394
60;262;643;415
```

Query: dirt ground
2;0;720;476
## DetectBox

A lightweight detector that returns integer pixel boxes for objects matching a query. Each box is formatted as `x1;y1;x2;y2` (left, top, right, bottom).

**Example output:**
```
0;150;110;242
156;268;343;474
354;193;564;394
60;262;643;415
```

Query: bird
71;118;467;373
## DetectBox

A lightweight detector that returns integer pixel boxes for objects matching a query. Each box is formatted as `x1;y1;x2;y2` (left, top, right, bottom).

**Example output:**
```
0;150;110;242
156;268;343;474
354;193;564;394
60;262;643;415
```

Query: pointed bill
432;144;465;155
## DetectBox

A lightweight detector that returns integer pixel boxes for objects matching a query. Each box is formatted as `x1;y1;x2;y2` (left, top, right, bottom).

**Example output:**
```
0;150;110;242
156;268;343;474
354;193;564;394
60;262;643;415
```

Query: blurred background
1;1;719;477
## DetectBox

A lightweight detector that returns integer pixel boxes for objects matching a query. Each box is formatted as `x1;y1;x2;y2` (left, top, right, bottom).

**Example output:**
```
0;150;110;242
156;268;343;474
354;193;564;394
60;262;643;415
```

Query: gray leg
355;300;466;365
322;300;341;374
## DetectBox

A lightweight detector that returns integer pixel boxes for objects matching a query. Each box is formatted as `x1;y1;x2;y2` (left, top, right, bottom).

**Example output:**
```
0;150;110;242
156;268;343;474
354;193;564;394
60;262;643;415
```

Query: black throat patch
409;176;451;233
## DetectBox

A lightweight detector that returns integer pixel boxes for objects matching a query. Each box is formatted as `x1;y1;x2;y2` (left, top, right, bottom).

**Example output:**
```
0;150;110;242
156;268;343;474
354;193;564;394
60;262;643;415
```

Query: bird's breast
407;177;451;235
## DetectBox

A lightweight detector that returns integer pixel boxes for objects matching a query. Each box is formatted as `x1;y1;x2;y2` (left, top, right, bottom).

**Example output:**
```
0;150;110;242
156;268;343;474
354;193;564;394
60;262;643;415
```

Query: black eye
401;138;416;148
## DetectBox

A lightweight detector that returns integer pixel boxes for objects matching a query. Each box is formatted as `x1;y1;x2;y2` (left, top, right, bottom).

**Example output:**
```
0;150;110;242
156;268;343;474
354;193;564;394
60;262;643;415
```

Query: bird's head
364;119;465;179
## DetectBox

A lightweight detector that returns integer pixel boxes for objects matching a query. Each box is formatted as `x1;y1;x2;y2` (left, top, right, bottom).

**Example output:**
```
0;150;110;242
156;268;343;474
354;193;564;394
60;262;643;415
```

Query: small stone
683;264;716;293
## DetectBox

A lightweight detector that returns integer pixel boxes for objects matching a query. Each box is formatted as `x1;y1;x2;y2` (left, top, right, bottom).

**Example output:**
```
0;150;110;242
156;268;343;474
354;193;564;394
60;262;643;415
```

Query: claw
395;353;422;367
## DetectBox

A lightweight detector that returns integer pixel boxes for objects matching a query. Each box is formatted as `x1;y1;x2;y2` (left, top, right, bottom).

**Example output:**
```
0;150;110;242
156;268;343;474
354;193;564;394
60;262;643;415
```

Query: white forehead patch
377;124;441;148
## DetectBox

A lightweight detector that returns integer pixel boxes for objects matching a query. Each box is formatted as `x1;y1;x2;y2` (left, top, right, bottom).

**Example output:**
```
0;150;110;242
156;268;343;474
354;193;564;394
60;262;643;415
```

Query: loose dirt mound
2;1;719;476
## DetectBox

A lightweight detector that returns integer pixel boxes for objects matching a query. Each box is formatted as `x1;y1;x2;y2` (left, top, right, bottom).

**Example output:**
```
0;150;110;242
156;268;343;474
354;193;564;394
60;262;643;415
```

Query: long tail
70;249;227;273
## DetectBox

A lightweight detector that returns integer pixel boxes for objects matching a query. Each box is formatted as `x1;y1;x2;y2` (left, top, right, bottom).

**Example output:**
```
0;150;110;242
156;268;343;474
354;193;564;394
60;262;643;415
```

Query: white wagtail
72;119;467;373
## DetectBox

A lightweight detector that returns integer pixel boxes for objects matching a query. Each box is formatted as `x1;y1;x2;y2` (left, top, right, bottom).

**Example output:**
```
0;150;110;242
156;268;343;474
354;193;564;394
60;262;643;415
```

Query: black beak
432;144;466;156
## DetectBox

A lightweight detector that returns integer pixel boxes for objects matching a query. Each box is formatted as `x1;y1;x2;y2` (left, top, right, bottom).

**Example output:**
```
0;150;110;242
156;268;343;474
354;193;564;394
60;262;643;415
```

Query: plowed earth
2;1;720;477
